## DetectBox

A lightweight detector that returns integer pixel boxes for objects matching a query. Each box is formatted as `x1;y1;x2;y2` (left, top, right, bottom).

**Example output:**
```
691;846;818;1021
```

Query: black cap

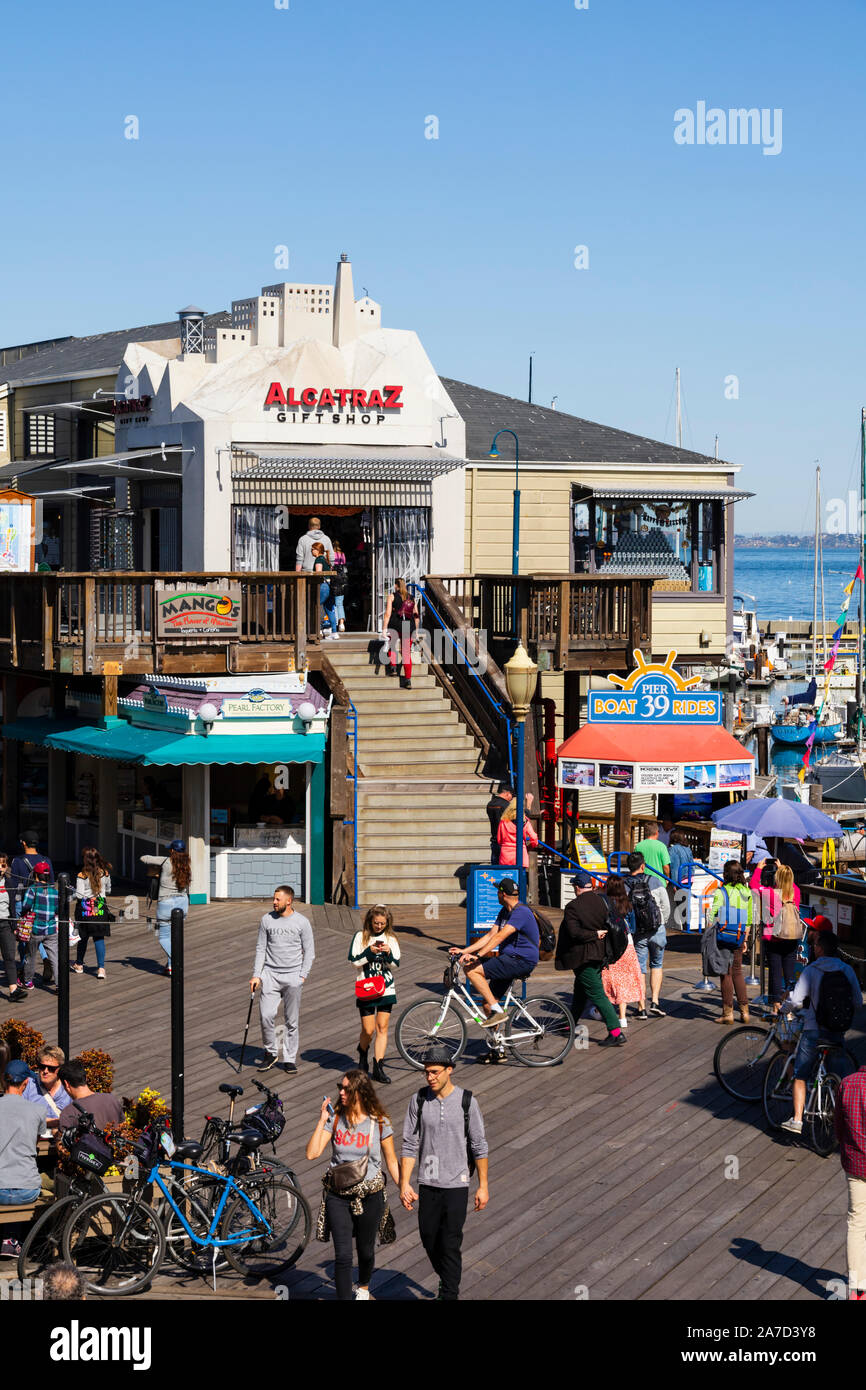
423;1046;455;1069
497;877;519;896
570;869;593;888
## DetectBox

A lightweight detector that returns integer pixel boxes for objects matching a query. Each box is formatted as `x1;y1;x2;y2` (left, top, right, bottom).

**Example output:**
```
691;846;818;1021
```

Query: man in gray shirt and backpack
250;885;314;1075
400;1045;489;1300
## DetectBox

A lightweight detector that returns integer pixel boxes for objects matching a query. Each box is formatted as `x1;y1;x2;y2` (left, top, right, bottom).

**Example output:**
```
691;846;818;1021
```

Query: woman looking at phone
349;905;401;1084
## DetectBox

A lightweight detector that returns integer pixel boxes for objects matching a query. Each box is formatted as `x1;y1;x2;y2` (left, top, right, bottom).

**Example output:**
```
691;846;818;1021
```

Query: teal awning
3;717;325;766
43;723;325;766
1;717;82;743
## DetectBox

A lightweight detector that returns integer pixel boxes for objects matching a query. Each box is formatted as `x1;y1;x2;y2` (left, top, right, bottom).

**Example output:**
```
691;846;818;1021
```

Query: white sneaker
781;1117;803;1135
354;1287;371;1300
338;619;345;632
619;1017;628;1030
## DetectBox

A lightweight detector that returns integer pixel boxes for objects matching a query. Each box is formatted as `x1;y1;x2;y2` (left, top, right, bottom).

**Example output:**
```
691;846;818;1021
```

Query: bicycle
395;955;575;1069
62;1123;312;1295
17;1107;107;1281
762;1032;852;1156
714;1000;858;1104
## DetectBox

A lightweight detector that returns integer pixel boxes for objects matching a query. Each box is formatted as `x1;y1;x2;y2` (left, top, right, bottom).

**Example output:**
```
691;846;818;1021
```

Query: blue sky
2;0;864;533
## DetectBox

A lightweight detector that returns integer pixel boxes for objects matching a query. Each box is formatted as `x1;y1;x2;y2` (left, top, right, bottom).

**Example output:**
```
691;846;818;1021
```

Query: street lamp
488;429;520;579
504;642;538;904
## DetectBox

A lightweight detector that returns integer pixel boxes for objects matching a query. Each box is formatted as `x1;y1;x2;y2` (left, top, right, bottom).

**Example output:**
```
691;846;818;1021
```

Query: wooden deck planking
2;900;863;1302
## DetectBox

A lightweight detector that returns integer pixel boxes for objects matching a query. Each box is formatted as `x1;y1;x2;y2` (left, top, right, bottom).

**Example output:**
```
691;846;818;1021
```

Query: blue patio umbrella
712;798;843;840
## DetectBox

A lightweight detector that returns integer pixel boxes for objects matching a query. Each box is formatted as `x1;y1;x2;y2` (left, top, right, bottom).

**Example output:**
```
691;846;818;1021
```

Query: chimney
177;305;205;355
332;254;357;349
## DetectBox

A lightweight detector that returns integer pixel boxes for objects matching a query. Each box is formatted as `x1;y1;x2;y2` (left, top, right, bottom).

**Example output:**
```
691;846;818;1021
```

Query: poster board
707;828;744;877
466;866;527;943
0;489;36;572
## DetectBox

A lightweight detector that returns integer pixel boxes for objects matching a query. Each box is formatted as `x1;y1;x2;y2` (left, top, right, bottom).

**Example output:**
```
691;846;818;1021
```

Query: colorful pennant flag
797;558;863;781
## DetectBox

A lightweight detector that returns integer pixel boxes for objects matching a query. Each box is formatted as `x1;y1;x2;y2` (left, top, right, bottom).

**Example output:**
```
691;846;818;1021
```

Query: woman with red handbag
350;906;401;1084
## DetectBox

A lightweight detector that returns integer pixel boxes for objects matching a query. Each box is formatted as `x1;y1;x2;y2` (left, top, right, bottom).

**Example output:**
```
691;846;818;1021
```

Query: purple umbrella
712;798;842;840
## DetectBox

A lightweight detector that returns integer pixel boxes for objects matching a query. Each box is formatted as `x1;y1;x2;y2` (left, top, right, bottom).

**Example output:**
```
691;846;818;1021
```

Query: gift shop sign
264;382;404;425
587;650;722;725
156;583;241;638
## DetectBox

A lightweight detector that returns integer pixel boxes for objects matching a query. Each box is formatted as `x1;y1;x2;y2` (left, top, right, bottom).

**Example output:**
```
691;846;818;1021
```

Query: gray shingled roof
0;313;230;386
440;377;728;468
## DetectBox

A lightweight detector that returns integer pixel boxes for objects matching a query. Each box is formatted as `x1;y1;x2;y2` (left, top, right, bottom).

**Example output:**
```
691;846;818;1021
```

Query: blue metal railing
410;582;514;781
343;698;359;909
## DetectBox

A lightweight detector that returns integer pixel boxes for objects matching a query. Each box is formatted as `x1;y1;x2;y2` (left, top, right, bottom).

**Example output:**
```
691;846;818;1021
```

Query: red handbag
355;976;386;1000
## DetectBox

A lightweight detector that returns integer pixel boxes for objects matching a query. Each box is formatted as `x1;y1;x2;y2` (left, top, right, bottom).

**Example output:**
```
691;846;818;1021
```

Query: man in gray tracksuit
249;885;315;1075
294;516;334;572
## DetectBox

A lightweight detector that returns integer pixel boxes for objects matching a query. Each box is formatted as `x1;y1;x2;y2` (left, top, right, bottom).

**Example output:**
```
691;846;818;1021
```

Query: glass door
373;507;430;630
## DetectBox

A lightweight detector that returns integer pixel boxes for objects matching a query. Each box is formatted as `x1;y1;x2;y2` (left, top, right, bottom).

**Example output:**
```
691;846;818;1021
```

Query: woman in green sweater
349;906;401;1085
707;859;754;1025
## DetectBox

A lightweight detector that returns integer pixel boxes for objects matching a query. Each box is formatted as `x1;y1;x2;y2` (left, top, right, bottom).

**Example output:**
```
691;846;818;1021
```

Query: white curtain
233;507;279;571
375;507;429;627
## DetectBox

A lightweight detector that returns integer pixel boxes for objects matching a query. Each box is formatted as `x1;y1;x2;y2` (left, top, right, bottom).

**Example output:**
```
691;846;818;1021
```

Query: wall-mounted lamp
297;701;317;732
199;701;219;735
699;631;711;649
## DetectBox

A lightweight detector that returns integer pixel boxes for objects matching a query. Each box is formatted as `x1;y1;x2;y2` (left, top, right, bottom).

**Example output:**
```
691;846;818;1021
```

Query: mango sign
588;650;722;726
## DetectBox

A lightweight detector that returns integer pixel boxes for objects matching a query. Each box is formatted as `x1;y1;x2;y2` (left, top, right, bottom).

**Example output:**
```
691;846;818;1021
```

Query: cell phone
323;1096;335;1117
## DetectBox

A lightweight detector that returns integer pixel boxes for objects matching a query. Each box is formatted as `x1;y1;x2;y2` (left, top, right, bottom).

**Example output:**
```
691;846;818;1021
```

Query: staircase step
348;698;451;716
357;821;488;838
359;789;492;807
359;741;478;759
356;888;467;906
358;846;490;865
324;663;432;681
358;870;467;889
357;710;461;730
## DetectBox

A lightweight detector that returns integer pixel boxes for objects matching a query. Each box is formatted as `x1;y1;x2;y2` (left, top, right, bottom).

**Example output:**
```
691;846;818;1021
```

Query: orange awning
557;724;754;766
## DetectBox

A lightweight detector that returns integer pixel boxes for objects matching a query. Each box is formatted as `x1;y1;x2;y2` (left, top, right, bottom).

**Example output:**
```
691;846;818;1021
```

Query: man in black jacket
555;870;625;1046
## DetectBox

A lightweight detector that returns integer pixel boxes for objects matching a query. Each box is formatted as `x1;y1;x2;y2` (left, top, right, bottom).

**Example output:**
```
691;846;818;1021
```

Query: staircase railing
411;581;513;781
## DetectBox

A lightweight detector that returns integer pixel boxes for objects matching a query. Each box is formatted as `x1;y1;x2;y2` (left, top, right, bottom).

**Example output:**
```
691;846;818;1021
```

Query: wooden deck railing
0;572;327;676
426;573;654;671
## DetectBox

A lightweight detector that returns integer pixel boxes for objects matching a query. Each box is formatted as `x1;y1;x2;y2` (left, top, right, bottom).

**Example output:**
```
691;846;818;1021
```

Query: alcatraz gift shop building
0;253;749;907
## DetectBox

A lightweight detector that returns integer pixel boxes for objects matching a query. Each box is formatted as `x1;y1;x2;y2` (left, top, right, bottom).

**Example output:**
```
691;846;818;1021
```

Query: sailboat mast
859;409;866;715
812;465;819;679
818;469;827;668
675;367;682;448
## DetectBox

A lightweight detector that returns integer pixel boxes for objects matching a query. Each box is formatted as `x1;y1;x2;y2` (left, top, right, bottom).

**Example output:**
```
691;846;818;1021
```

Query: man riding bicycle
451;879;539;1041
780;916;861;1136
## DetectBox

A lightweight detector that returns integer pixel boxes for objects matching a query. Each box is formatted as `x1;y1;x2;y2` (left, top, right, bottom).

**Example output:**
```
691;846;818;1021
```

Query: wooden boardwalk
3;898;863;1302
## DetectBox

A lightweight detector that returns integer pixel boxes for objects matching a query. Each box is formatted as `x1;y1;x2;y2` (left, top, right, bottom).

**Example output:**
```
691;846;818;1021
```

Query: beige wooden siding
465;469;572;572
651;598;727;657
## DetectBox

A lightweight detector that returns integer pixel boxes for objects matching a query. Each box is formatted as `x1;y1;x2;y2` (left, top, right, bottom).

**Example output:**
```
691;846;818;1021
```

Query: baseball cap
4;1059;35;1083
423;1046;455;1069
803;914;834;933
497;877;519;896
570;869;594;888
33;861;51;875
168;840;186;853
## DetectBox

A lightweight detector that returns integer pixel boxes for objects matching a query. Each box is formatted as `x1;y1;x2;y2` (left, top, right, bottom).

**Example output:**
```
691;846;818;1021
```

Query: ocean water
734;546;862;622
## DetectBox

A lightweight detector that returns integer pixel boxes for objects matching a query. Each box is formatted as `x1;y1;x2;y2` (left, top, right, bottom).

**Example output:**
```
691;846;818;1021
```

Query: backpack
398;596;416;621
771;900;801;941
532;909;557;961
714;885;751;949
415;1087;475;1177
814;966;856;1033
600;900;629;965
629;878;661;939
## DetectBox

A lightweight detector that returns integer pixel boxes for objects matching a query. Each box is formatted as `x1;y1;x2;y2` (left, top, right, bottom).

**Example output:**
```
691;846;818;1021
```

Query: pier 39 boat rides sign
556;652;754;795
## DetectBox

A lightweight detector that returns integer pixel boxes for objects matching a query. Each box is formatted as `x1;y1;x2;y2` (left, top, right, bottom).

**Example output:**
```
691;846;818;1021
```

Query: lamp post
504;642;539;904
489;430;521;639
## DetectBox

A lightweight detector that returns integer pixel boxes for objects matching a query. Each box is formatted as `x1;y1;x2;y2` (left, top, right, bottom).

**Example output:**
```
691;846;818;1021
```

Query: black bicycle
17;1106;109;1281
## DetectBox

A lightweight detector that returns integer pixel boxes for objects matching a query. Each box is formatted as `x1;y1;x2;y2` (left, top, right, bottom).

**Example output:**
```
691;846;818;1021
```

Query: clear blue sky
2;0;864;533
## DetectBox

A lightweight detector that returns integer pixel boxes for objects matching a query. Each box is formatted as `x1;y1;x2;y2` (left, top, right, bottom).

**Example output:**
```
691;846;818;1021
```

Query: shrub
0;1018;45;1067
75;1048;114;1093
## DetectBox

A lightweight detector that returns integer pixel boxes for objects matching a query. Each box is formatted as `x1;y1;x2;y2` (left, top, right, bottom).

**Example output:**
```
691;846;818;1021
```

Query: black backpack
815;966;856;1033
628;877;661;939
415;1087;475;1177
599;899;629;965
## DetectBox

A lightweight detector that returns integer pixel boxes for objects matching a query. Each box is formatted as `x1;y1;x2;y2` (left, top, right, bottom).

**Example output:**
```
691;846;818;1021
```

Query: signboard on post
466;866;527;943
587;650;722;726
156;583;242;638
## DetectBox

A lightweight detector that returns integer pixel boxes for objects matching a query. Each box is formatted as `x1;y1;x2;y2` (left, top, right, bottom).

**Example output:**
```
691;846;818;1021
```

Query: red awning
557;724;754;765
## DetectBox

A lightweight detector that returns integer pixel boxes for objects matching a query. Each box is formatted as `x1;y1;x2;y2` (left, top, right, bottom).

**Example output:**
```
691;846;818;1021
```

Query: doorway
280;509;372;630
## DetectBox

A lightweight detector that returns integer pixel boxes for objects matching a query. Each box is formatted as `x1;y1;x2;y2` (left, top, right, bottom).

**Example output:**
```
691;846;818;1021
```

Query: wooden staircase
322;634;495;906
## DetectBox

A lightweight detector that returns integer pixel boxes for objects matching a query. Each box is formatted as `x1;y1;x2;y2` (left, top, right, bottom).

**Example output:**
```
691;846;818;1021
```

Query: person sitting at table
55;1059;123;1130
22;1044;72;1129
0;1059;47;1258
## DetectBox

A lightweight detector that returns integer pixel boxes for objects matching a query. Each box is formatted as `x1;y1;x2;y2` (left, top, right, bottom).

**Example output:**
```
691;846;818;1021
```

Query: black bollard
170;906;185;1140
56;873;70;1056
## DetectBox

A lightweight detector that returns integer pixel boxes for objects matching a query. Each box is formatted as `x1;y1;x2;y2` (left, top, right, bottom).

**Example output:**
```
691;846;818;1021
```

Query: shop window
589;498;722;595
26;413;55;456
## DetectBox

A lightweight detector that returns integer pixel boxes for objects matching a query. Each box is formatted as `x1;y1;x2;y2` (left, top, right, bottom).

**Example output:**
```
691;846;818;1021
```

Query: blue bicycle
62;1124;311;1294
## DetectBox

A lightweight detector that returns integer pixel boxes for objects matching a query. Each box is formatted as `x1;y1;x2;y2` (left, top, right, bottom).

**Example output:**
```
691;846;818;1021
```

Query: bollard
745;923;760;987
170;907;185;1140
56;873;71;1057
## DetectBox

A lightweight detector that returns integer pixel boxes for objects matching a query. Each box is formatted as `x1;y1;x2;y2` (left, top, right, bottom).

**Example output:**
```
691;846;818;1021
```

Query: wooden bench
0;1192;53;1228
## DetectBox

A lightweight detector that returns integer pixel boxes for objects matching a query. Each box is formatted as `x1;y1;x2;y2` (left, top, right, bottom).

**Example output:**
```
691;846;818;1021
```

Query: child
19;861;59;992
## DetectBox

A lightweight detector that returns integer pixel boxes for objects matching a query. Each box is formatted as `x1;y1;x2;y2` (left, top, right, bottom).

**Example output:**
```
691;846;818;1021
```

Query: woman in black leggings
306;1070;399;1300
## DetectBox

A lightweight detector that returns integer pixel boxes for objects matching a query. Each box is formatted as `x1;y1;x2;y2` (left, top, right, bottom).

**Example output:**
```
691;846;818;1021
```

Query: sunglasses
38;1063;59;1073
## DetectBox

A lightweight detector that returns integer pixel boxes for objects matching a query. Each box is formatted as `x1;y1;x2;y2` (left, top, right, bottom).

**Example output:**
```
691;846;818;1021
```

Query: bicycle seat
219;1083;244;1098
227;1128;264;1151
173;1140;204;1162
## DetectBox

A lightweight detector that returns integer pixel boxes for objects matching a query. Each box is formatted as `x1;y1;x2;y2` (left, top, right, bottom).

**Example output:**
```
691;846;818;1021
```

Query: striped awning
231;448;465;481
576;486;753;503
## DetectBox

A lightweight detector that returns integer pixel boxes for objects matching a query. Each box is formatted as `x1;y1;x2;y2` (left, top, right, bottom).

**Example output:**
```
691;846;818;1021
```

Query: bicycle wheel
221;1174;311;1277
762;1050;795;1131
395;999;467;1070
17;1196;79;1281
809;1073;842;1157
505;995;575;1066
713;1026;773;1101
62;1193;166;1296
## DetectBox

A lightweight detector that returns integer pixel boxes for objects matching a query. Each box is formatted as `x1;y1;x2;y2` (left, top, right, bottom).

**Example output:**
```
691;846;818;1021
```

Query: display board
466;866;527;942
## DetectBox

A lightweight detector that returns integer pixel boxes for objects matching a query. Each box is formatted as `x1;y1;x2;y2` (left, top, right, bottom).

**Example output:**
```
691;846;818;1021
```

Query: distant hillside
735;535;861;549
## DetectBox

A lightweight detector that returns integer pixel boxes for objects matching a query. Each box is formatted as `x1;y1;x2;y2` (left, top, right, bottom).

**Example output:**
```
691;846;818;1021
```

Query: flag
856;562;864;583
824;640;841;670
844;577;856;595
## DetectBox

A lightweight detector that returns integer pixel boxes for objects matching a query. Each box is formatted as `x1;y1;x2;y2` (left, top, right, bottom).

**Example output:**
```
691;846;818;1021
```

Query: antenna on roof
550;396;558;410
675;366;682;448
714;434;719;459
528;353;535;404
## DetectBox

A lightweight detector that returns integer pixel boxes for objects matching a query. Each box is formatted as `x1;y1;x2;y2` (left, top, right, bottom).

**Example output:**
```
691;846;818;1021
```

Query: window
0;410;6;451
26;413;55;456
582;495;722;595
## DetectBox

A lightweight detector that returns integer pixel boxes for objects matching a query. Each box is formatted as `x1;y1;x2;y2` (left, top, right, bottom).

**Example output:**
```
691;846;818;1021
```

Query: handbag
15;912;35;943
330;1118;383;1193
355;975;386;1001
